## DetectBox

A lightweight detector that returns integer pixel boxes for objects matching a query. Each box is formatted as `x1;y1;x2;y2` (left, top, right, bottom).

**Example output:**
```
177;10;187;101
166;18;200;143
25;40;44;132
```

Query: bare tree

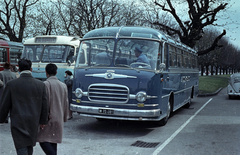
0;0;39;42
51;0;75;36
66;0;122;37
152;0;228;55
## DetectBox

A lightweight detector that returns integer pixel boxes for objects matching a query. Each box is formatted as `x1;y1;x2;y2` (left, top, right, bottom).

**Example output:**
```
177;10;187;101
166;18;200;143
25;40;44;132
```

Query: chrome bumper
70;104;163;121
228;93;240;96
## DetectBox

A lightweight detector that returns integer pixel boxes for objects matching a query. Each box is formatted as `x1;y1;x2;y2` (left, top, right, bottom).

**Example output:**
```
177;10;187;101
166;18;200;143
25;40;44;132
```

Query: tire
229;95;232;99
96;118;107;121
184;97;191;108
158;101;171;126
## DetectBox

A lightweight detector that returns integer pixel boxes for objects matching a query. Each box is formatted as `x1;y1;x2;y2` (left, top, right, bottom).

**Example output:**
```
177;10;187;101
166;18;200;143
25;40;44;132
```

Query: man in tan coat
37;63;68;155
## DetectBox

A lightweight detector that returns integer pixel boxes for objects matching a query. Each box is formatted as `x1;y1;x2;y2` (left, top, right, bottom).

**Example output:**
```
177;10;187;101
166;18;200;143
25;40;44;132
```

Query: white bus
21;35;80;82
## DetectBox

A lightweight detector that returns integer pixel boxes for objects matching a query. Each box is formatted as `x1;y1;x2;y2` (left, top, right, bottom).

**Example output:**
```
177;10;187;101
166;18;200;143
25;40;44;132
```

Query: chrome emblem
106;72;113;79
85;70;137;79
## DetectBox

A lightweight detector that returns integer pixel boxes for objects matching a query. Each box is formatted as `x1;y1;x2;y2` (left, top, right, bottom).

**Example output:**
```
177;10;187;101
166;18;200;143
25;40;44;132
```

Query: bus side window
0;48;7;62
164;44;168;67
67;47;74;63
79;49;85;63
181;50;185;68
173;48;177;67
169;45;174;67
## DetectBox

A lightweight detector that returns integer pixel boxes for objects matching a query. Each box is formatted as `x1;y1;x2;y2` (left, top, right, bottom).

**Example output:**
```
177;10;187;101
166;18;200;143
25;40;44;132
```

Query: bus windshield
76;38;160;70
22;45;73;63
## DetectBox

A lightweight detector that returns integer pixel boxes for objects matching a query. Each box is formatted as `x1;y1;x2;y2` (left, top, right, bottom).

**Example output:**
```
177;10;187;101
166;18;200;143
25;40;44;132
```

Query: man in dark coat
0;58;48;155
64;70;73;119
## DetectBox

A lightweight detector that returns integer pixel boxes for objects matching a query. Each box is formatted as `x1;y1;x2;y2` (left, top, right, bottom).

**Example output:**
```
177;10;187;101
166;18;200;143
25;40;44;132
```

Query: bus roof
7;41;23;49
0;39;9;47
0;39;23;49
83;26;196;53
23;35;80;46
83;26;168;40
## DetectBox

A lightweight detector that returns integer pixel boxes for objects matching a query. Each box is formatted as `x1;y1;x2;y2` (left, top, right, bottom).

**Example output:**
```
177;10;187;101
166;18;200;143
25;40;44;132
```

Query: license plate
98;109;114;114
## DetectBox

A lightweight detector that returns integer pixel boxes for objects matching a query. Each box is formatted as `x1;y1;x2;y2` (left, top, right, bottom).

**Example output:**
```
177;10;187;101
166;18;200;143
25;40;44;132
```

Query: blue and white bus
71;26;199;125
21;35;80;82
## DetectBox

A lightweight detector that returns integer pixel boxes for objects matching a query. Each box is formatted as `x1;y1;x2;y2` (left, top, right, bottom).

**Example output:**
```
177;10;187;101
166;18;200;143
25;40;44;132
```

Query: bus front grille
88;83;129;103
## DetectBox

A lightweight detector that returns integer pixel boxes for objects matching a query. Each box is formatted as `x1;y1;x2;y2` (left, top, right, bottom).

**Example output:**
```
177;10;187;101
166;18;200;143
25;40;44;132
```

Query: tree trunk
211;65;214;75
201;65;204;76
206;66;209;76
215;67;218;75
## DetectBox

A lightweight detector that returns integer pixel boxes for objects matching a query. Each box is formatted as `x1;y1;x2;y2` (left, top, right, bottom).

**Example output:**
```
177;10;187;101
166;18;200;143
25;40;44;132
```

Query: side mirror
159;63;166;72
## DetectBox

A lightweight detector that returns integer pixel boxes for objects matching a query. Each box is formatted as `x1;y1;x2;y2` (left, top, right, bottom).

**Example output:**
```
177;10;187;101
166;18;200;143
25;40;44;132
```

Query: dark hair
18;58;32;71
3;62;11;69
134;47;143;53
65;70;73;76
45;63;57;76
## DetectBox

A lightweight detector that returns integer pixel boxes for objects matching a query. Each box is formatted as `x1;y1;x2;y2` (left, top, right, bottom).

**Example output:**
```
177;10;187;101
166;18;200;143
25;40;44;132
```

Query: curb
197;87;223;97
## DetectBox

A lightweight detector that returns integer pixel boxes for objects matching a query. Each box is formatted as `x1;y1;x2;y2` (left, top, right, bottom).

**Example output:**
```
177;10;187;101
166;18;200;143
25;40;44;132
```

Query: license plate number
99;109;114;114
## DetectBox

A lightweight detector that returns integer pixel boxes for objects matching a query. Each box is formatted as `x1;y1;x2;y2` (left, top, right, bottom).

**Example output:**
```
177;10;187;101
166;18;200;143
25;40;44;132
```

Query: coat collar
47;76;58;80
20;73;33;78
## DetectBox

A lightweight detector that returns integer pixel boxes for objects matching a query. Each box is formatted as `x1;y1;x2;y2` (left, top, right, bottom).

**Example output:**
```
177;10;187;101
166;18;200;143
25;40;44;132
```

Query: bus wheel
159;101;171;126
184;97;191;108
96;118;107;121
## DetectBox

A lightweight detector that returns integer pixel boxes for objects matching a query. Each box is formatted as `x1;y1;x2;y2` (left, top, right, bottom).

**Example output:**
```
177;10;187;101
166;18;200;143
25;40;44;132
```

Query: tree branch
198;29;226;55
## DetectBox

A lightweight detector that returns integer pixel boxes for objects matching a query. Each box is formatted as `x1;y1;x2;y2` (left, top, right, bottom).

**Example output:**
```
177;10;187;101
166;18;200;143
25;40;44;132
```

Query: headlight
136;91;147;102
75;88;83;98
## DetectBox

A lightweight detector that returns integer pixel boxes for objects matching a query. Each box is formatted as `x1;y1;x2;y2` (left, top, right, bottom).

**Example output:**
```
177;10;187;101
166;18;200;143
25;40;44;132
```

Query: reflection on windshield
234;77;240;83
76;39;114;67
22;45;73;63
76;38;160;70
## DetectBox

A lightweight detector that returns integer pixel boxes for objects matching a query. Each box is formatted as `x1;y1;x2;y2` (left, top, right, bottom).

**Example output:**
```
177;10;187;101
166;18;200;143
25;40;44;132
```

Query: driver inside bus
134;47;150;65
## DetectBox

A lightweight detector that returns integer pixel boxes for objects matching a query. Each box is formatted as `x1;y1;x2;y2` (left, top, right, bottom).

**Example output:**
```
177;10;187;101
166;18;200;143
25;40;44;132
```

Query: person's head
3;62;11;69
11;65;18;72
45;63;57;77
65;70;73;77
18;58;32;72
134;47;143;58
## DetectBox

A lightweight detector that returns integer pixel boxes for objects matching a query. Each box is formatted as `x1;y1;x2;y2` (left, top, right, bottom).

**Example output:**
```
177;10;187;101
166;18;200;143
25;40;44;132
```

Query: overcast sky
216;0;240;49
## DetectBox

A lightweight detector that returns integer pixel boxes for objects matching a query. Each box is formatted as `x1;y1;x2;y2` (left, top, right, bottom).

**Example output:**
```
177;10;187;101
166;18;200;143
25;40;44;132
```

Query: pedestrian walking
11;65;20;78
37;63;69;155
0;58;49;155
0;62;17;96
0;62;17;123
64;70;73;119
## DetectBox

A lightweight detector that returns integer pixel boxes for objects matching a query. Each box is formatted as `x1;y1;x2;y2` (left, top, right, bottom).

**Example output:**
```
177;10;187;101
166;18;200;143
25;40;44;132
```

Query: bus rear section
0;39;23;70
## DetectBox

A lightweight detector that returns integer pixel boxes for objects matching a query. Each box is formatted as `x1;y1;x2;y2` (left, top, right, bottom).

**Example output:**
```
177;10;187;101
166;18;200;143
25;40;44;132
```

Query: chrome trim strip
228;93;240;96
85;73;137;79
161;94;170;98
80;113;165;121
161;86;194;98
79;100;159;107
70;104;161;119
174;87;192;94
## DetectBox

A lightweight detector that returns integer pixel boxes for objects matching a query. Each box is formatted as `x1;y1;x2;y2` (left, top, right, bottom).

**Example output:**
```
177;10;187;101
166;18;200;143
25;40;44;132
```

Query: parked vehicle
21;35;80;82
71;26;199;126
0;39;23;71
227;73;240;99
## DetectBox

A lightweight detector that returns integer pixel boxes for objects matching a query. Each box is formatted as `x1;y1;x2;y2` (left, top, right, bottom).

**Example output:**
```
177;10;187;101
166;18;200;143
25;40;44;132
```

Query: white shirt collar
20;70;32;75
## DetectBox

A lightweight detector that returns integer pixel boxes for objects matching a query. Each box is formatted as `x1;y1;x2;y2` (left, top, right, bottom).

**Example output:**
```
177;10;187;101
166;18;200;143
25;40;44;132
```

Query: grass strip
199;74;231;94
